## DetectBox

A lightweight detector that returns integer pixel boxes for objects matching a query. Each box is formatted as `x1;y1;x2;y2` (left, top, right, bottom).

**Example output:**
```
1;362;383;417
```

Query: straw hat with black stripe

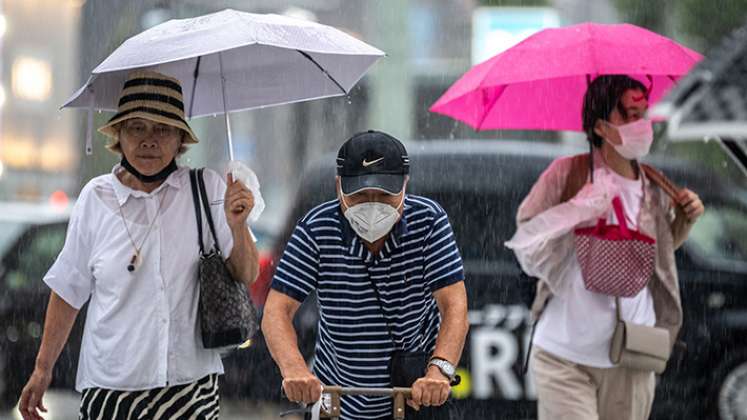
99;70;199;147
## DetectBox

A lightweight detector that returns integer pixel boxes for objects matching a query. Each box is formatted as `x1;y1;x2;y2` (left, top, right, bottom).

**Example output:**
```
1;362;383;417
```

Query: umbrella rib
296;50;347;94
721;138;747;175
187;56;202;119
474;85;508;131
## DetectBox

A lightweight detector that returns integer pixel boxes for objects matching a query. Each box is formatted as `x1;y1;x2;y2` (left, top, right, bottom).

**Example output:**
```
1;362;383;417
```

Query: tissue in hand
227;160;265;223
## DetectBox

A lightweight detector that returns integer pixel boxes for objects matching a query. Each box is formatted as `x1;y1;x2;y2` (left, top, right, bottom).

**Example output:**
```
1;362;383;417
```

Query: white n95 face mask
608;118;654;160
341;190;404;243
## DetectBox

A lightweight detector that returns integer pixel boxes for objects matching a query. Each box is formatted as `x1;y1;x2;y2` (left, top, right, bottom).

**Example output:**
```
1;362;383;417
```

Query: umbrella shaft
225;112;234;161
218;52;234;161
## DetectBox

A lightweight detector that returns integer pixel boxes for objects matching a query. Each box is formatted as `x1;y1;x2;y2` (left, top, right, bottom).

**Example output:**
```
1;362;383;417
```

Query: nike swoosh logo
362;157;384;167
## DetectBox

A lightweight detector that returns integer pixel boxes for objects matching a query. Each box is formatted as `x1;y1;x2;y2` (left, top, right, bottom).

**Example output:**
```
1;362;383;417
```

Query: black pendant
127;253;138;272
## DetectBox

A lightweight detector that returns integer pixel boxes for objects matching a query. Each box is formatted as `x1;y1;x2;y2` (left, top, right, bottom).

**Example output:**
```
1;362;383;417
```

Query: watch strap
428;357;456;381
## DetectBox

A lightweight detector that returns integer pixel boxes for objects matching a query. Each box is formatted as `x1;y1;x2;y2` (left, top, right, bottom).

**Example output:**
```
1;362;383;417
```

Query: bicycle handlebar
322;385;412;398
318;385;412;419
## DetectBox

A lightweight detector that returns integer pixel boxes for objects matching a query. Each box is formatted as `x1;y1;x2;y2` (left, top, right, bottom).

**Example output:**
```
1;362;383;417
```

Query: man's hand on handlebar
282;370;323;404
407;365;451;410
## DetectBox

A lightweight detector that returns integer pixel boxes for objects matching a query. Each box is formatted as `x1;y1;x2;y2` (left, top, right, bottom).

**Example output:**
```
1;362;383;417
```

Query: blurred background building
0;0;81;203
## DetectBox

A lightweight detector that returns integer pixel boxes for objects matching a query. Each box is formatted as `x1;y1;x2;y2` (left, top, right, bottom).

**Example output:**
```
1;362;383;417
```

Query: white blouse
44;164;247;391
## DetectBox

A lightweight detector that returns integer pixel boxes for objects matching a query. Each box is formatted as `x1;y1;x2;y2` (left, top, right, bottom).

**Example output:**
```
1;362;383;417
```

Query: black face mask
120;155;177;183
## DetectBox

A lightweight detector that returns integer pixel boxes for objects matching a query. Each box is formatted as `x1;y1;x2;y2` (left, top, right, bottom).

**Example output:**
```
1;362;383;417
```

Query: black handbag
389;350;430;388
189;168;259;349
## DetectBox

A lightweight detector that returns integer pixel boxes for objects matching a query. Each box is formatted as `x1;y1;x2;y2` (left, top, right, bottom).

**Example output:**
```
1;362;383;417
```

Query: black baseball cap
337;130;410;195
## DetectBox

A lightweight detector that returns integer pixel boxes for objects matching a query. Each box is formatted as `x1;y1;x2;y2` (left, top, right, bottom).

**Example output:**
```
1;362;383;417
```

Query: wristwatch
428;357;456;382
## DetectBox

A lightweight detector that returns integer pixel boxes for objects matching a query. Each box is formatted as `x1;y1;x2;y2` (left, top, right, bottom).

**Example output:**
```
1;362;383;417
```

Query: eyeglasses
122;120;182;141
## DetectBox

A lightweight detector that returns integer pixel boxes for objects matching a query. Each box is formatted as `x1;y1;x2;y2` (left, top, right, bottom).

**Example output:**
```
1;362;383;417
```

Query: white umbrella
64;9;385;158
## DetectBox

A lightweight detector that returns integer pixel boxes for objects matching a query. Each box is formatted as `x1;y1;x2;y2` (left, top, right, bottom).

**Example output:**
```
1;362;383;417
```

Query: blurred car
0;199;277;410
249;140;747;419
247;225;278;305
0;201;78;410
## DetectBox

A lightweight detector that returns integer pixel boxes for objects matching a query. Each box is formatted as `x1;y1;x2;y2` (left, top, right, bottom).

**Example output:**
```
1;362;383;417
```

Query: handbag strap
615;297;622;322
196;168;223;255
641;164;680;201
189;169;206;255
605;196;632;237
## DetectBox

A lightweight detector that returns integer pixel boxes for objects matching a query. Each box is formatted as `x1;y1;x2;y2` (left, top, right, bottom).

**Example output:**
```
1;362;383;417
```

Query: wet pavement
0;389;302;420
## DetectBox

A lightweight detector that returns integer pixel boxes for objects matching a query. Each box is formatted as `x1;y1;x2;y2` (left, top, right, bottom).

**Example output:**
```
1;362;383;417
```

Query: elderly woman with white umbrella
18;70;259;420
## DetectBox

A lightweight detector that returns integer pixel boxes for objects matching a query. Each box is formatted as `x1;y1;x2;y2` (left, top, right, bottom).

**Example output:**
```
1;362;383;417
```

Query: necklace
118;191;165;272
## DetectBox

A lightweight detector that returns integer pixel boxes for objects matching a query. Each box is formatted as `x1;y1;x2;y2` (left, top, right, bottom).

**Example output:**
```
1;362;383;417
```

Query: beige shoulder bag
610;298;671;373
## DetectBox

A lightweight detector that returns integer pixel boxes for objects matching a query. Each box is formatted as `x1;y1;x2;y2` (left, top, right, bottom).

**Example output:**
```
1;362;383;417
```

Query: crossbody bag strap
189;169;206;255
196;168;223;255
615;296;622;323
365;273;399;348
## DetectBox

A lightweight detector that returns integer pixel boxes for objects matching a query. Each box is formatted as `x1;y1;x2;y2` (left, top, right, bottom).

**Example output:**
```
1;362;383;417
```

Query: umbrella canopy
65;9;384;115
63;9;384;157
430;22;701;132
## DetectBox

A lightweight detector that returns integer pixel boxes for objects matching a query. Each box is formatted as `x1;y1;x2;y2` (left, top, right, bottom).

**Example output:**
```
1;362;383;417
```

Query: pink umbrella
430;22;702;132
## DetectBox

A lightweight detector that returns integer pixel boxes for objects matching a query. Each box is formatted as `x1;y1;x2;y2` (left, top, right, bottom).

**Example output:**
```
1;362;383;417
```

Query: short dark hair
582;75;648;148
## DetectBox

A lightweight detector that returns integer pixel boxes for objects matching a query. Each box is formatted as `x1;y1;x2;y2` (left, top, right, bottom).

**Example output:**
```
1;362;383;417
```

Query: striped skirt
79;374;219;420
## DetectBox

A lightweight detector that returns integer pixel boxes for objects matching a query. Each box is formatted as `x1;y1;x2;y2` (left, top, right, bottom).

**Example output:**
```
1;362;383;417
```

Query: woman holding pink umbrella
509;75;704;419
431;21;706;420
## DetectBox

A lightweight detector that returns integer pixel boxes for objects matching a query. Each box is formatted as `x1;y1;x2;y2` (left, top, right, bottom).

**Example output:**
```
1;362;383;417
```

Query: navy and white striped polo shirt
271;195;464;420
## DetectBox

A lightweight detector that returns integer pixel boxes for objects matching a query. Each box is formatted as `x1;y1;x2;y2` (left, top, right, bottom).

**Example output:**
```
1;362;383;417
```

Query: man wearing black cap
263;131;468;419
